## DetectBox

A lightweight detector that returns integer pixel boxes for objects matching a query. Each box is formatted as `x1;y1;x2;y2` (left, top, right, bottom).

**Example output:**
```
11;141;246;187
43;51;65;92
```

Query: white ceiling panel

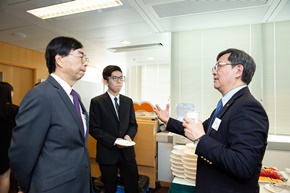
151;0;268;18
0;0;289;68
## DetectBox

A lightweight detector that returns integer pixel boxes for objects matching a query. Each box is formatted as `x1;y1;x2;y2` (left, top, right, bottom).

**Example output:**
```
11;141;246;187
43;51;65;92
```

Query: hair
0;82;14;118
102;65;122;81
45;36;83;73
217;48;256;85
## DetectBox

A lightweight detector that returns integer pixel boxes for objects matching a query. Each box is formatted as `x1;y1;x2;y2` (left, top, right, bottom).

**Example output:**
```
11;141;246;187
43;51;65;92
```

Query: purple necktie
71;89;85;137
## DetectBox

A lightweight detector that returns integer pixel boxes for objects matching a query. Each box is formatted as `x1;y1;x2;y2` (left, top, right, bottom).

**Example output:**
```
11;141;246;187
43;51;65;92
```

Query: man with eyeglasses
154;48;269;193
9;36;93;193
89;65;139;193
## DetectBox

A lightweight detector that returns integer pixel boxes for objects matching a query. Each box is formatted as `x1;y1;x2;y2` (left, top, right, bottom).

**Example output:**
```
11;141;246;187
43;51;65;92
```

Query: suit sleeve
165;118;185;136
196;100;268;180
9;89;51;191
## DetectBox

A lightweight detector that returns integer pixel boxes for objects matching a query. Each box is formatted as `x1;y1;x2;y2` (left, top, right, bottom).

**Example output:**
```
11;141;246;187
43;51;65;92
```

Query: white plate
170;154;182;160
184;170;196;176
184;177;196;185
173;145;187;151
184;172;196;180
184;149;198;157
264;184;290;193
183;154;198;160
184;163;197;170
115;139;136;147
182;156;197;164
172;171;185;178
171;160;183;167
171;149;184;156
170;158;184;165
171;166;184;173
186;143;196;149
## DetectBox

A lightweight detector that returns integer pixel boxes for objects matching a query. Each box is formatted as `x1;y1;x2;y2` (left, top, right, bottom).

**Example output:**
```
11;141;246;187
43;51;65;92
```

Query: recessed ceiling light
121;40;131;45
27;0;123;19
11;32;27;38
147;57;154;60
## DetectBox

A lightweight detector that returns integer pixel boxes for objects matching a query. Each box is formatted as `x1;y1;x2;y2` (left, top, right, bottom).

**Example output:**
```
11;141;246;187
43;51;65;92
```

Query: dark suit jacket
9;76;93;193
89;92;138;164
166;87;269;193
0;103;18;174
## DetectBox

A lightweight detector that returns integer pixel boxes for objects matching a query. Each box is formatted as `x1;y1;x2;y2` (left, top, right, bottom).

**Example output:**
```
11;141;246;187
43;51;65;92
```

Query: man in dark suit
154;48;269;193
89;65;139;193
9;36;93;193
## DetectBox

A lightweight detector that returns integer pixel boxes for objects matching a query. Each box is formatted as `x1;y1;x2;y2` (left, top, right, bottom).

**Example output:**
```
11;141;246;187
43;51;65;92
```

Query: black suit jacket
89;92;138;164
0;103;18;174
166;87;269;193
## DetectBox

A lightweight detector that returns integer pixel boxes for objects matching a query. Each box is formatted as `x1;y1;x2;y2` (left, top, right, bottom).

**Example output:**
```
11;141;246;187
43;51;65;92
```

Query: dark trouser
99;154;139;193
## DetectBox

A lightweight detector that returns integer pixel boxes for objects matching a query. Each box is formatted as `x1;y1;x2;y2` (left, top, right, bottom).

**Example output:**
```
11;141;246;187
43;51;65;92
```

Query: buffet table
168;177;195;193
168;170;290;193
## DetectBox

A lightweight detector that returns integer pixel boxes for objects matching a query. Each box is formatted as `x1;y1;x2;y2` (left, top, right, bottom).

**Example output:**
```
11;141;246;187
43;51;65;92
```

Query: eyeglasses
212;62;232;72
110;75;125;82
69;54;89;64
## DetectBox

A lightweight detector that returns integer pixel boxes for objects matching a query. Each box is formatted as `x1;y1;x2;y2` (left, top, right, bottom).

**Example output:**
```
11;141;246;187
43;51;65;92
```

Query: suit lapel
47;76;85;139
104;93;119;121
217;87;249;119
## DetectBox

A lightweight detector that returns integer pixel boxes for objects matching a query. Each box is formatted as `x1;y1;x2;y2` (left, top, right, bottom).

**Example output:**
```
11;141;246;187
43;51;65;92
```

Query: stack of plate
170;143;198;185
182;148;198;184
170;145;186;178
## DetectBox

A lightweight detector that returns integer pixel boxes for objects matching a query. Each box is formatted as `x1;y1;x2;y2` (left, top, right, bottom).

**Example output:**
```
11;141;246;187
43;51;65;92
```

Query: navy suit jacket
89;92;138;164
166;87;269;193
9;76;93;193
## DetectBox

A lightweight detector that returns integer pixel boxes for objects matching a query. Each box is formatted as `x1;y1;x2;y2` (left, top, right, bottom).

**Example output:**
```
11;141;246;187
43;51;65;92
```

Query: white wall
263;150;290;170
170;20;290;136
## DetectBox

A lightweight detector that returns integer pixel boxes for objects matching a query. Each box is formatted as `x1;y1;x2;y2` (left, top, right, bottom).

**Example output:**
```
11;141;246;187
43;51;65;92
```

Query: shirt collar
222;85;247;106
51;73;73;95
107;91;119;101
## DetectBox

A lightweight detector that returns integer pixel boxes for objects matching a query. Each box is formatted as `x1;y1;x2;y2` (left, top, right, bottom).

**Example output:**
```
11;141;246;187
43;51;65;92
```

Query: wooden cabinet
135;116;158;188
87;116;159;188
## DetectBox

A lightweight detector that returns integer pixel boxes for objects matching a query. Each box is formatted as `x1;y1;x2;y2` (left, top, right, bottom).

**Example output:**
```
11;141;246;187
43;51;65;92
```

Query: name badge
212;118;222;131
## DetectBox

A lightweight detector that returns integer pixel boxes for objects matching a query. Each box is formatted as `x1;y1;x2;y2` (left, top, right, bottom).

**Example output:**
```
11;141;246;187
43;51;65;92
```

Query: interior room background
0;20;289;138
126;20;290;137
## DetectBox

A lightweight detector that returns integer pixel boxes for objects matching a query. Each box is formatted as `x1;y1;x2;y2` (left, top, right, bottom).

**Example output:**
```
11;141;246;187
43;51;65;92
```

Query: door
0;63;35;105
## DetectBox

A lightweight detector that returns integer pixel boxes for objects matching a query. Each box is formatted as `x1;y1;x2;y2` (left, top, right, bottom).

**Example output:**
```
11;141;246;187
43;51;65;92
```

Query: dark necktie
71;89;85;137
114;97;119;118
207;99;223;134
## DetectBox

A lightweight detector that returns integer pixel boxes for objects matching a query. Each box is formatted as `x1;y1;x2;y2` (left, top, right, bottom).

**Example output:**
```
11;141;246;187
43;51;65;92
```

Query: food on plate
259;167;288;183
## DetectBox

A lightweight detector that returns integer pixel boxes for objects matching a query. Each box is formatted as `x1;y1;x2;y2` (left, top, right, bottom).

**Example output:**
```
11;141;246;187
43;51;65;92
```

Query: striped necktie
114;97;119;118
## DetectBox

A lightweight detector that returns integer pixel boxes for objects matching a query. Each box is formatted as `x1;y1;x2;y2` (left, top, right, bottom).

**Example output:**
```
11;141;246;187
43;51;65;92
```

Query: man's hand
182;117;205;142
153;104;170;124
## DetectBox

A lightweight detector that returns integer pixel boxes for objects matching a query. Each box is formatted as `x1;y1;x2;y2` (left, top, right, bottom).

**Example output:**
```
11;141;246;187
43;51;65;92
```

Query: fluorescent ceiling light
120;40;131;45
107;43;163;53
27;0;123;19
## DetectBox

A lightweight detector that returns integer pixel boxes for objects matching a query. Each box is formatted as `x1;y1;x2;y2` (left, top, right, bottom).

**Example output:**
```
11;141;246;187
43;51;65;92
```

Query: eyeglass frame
212;62;236;72
110;75;125;82
69;54;89;64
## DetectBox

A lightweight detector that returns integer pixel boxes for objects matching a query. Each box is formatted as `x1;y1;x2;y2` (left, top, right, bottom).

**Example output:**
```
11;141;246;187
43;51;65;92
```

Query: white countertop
171;171;290;193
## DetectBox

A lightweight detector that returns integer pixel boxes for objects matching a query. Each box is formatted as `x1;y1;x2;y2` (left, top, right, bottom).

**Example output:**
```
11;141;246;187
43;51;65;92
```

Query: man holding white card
154;48;269;193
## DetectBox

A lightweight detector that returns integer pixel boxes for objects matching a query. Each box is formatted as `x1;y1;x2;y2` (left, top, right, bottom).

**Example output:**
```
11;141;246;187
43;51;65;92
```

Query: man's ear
235;64;243;78
103;79;108;85
55;54;63;66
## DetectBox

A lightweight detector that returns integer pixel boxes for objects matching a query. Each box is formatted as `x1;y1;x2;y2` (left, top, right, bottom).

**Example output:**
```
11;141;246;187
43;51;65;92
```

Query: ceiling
0;0;290;69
